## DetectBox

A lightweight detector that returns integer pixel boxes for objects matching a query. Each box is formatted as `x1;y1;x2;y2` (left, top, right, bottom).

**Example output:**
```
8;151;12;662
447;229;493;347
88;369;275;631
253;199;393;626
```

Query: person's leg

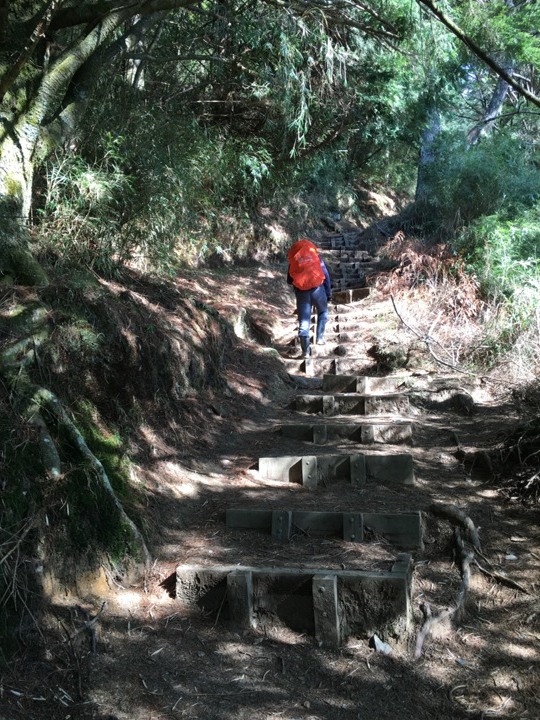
295;289;312;356
311;285;328;344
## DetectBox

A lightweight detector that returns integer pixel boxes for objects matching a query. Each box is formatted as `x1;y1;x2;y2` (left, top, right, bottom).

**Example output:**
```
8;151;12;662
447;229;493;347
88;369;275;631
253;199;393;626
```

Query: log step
226;508;423;549
175;555;413;648
257;453;415;486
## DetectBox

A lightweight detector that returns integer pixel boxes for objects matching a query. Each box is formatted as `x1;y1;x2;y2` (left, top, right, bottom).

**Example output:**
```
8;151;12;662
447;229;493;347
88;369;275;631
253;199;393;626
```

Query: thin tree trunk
0;0;62;103
467;63;514;145
415;108;441;205
0;0;8;45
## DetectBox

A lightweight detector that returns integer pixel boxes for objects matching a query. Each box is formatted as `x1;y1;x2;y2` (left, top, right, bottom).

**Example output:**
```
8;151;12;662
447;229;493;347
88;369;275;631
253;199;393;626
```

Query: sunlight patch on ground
105;585;177;617
476;488;499;499
503;641;538;660
155;461;201;496
113;589;145;611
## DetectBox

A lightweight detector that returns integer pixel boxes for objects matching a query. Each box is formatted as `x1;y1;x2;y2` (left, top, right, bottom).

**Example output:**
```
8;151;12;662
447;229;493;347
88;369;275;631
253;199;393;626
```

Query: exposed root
415;525;473;659
31;386;151;567
473;561;530;595
23;402;62;479
428;503;481;552
416;504;529;658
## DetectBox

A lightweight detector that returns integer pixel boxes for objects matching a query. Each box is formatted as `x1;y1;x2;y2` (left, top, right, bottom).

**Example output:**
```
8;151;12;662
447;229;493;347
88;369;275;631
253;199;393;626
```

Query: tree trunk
0;8;131;283
415;108;441;205
0;0;8;45
0;127;49;285
467;64;514;145
0;120;38;220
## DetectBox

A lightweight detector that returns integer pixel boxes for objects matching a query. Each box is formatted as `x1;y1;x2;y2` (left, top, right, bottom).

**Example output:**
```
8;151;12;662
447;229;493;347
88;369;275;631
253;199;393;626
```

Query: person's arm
320;260;332;299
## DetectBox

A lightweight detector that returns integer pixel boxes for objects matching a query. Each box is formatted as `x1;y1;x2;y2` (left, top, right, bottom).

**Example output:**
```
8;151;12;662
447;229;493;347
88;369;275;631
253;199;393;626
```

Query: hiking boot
300;336;310;357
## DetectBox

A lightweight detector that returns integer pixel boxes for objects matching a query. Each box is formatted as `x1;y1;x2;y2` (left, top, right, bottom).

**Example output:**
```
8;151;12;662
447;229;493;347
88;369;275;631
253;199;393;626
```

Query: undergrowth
375;231;540;380
0;398;43;663
374;233;487;371
499;416;540;505
0;272;234;659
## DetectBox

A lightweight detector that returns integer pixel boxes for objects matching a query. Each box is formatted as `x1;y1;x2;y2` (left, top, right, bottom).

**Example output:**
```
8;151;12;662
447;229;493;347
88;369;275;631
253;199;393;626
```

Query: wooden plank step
279;420;413;445
321;374;410;394
226;508;423;549
294;393;410;416
333;288;370;304
175;555;413;648
257;453;415;486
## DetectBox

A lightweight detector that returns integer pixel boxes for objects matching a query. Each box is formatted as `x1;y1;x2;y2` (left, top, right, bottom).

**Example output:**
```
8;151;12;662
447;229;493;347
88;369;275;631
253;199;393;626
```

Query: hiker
287;238;332;358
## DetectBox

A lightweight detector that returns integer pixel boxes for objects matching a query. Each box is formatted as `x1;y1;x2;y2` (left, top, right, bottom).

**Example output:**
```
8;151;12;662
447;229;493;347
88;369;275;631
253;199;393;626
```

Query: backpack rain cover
288;239;325;291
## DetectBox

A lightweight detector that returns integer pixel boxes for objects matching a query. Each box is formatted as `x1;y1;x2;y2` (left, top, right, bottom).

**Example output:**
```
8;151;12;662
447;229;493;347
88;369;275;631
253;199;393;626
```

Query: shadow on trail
3;262;538;719
41;601;474;720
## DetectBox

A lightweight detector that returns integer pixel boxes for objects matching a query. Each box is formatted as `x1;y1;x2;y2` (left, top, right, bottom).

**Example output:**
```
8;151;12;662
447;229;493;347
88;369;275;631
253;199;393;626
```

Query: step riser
332;277;367;288
280;422;413;445
257;454;415;487
279;330;366;346
226;509;423;549
321;374;408;394
333;288;370;304
295;394;410;416
175;557;413;647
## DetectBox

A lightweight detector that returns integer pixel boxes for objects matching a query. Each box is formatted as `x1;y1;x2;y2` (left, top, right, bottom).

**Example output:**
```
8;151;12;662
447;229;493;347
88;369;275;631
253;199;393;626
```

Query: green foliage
459;206;540;312
27;0;537;277
423;132;540;229
36;133;135;275
457;0;540;65
32;0;434;270
452;205;540;364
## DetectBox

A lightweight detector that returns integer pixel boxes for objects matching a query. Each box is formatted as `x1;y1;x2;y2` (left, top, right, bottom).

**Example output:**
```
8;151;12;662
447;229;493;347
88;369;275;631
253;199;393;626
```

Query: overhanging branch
416;0;540;108
0;0;62;103
48;0;203;31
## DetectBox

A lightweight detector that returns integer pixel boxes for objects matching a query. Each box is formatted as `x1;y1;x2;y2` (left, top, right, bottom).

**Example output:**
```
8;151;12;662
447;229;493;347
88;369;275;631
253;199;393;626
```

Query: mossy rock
0;245;49;286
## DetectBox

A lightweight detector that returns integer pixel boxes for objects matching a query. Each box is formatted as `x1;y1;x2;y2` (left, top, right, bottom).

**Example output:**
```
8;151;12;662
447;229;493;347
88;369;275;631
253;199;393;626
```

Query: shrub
458;206;540;328
423;132;540;231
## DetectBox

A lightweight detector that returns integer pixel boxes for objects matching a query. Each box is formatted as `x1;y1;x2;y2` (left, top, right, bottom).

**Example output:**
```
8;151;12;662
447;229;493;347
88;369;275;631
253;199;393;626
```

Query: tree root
428;502;481;551
24;402;62;479
416;504;529;658
2;291;151;601
473;561;530;595
415;526;473;659
30;386;151;567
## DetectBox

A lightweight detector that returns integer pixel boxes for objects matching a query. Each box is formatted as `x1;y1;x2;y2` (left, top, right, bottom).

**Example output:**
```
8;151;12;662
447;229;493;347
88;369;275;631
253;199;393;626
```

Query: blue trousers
295;284;328;341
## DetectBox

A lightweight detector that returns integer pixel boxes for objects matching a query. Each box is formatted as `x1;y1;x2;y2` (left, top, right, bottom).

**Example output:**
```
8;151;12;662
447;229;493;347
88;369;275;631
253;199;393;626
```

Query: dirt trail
4;231;540;720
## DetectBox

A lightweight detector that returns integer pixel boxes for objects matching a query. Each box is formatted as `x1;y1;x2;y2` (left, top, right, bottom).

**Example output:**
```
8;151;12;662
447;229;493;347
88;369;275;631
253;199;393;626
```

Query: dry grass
369;233;487;372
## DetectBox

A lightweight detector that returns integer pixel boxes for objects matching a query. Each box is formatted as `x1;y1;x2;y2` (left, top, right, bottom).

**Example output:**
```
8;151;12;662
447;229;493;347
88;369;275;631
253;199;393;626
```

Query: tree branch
0;0;61;103
48;0;203;31
390;295;476;376
416;0;540;108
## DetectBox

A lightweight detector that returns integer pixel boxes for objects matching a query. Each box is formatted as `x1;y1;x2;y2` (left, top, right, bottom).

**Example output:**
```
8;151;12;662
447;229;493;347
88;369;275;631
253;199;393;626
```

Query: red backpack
288;239;325;291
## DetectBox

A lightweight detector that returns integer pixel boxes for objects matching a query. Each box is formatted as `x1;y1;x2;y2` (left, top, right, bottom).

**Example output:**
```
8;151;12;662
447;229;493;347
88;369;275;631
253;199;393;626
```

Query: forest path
6;227;540;720
80;229;538;720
